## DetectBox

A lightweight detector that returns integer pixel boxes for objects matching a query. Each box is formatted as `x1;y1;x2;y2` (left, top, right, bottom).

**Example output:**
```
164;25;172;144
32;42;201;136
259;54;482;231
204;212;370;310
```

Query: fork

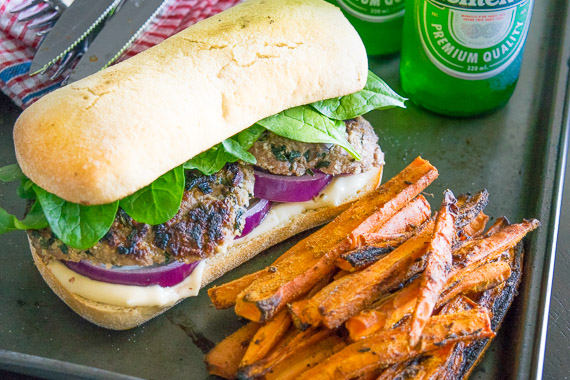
9;0;72;35
10;0;85;79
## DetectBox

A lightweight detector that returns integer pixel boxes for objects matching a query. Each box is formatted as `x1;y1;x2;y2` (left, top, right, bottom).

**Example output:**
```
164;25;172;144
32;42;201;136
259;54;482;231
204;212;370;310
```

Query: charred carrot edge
345;279;421;341
235;157;439;323
264;335;346;380
240;309;292;368
237;328;333;380
335;242;398;272
436;261;511;309
451;219;540;278
460;212;489;240
208;270;264;309
346;241;513;341
293;220;434;330
355;195;431;245
204;322;260;379
377;296;477;380
409;190;458;346
336;195;431;271
296;309;494;380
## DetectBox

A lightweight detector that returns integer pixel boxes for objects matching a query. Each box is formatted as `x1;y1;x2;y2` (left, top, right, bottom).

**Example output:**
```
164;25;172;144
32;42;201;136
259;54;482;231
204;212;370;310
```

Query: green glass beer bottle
326;0;406;56
400;0;534;116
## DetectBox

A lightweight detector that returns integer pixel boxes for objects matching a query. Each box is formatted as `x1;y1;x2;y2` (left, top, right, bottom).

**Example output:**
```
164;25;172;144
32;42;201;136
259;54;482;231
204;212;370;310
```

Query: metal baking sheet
0;0;568;378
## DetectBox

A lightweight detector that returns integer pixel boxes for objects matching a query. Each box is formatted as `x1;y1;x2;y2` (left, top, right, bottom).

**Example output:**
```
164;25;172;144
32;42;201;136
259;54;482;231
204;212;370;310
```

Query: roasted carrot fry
436;261;511;309
291;219;435;330
454;190;488;229
377;296;478;380
240;309;292;367
205;322;260;379
460;212;489;240
346;253;511;341
235;157;439;322
288;298;322;331
410;190;458;346
237;328;334;380
208;270;263;309
339;196;486;273
336;242;398;272
346;278;421;341
483;216;510;237
376;343;458;380
296;309;494;380
354;195;431;246
265;335;346;380
452;219;539;272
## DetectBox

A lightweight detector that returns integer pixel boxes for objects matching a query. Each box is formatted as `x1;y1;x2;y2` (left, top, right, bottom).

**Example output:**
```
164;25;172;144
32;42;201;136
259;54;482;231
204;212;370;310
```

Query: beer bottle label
418;0;533;79
336;0;406;23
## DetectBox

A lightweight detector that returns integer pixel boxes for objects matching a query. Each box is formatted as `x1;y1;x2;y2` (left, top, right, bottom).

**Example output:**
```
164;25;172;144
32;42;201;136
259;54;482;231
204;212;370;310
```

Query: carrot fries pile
204;157;539;380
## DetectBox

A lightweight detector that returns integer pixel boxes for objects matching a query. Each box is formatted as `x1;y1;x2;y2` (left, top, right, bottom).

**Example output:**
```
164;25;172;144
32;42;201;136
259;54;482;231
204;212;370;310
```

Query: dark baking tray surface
0;1;568;379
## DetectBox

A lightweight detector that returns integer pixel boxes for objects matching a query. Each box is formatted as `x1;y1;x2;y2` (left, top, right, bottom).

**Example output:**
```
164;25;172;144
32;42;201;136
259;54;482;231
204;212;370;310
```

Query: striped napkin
0;0;241;109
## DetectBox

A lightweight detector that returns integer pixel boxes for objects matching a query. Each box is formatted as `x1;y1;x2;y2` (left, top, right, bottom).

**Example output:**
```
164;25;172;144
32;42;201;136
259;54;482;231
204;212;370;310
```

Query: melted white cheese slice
48;260;205;307
49;169;378;307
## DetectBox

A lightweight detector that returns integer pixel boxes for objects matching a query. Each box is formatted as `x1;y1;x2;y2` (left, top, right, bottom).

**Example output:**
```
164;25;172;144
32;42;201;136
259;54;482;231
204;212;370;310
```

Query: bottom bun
29;166;383;330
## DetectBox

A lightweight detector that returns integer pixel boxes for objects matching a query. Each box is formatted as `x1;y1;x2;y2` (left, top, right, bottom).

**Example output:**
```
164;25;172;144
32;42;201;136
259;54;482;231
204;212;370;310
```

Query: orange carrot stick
265;335;346;380
240;309;292;367
355;195;431;246
292;219;435;330
205;322;260;379
208;270;263;309
452;219;539;272
436;261;511;309
296;309;494;380
237;328;334;380
409;190;458;346
345;278;421;341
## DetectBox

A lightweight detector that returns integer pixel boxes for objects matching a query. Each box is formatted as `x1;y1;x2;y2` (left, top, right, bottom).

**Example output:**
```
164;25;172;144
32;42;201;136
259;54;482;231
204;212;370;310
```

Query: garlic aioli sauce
50;168;380;307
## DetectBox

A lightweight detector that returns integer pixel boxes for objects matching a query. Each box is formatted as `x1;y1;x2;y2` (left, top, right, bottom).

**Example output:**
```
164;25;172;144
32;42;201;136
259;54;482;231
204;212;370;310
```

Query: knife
30;0;122;75
67;0;169;83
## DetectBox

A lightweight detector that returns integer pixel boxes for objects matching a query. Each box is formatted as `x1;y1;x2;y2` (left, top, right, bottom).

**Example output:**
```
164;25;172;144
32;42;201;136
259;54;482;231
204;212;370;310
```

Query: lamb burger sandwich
3;0;405;330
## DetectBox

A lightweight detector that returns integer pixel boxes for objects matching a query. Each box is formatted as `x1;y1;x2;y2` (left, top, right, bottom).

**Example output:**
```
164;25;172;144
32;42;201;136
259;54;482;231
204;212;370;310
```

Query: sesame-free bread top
13;0;367;205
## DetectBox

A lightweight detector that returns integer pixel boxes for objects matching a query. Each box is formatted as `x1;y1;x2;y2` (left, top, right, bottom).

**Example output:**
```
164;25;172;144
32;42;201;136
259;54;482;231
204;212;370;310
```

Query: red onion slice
253;169;332;202
236;198;271;239
63;260;200;288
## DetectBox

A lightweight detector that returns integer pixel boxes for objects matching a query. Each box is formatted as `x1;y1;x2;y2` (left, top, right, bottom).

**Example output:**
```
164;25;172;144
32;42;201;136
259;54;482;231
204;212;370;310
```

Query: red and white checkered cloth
0;0;241;109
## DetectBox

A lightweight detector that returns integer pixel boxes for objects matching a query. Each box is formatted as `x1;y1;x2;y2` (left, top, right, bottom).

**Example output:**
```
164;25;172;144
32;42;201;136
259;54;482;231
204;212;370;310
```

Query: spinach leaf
257;106;361;160
185;125;265;175
184;144;236;175
235;124;265;149
0;164;24;182
120;165;185;225
0;201;48;234
34;186;119;250
311;71;406;120
17;178;36;200
221;139;256;164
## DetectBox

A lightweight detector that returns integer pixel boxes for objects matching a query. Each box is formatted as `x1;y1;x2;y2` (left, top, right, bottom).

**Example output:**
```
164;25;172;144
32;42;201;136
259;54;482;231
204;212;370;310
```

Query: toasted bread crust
29;167;382;330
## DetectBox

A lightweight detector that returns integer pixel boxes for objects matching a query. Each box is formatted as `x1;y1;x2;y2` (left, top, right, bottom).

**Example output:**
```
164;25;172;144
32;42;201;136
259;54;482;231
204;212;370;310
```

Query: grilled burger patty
30;117;383;268
29;163;254;267
249;117;384;176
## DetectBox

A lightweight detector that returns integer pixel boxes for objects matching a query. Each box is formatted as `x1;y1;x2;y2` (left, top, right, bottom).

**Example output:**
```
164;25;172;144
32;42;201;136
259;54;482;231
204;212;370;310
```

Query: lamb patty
249;116;384;176
29;163;254;267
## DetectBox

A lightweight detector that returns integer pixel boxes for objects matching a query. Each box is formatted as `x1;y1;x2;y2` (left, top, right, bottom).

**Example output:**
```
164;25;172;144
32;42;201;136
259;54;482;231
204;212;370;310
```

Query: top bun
13;0;367;205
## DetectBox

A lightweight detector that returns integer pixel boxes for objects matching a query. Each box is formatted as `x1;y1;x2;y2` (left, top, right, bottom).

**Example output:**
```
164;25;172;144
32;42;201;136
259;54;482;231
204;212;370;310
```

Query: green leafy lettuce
0;71;404;250
34;186;119;250
311;71;407;120
120;165;185;225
